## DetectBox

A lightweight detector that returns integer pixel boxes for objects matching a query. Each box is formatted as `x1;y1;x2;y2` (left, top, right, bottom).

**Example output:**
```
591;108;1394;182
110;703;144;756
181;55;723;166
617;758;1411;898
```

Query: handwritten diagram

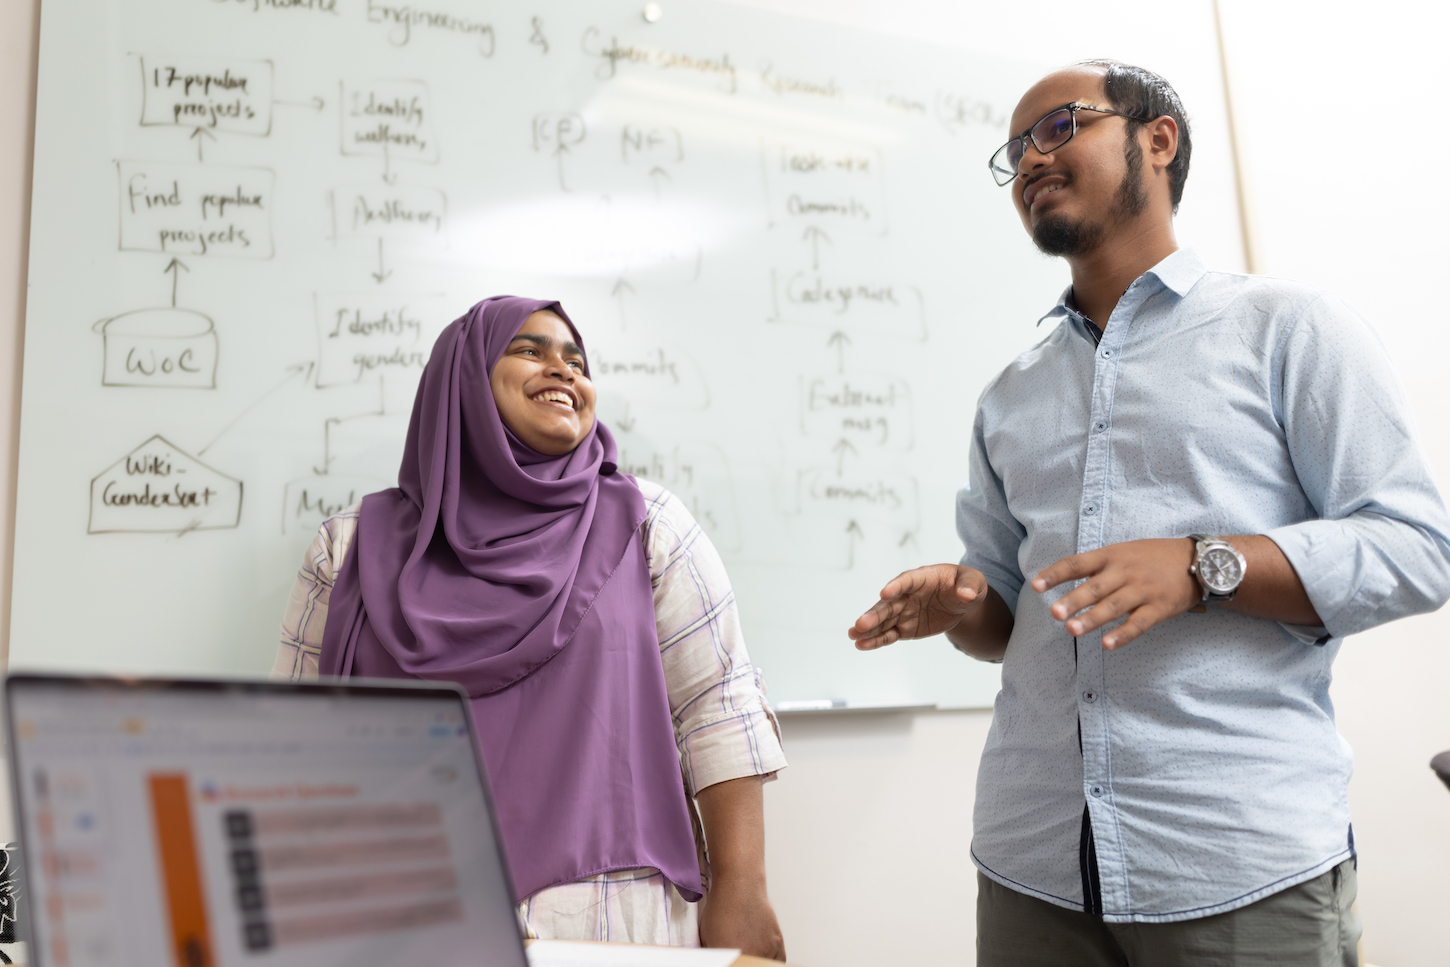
18;0;1040;709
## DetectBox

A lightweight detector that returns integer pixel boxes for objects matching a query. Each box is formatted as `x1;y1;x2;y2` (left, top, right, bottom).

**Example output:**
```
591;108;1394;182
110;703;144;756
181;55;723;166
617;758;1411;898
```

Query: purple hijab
320;296;701;901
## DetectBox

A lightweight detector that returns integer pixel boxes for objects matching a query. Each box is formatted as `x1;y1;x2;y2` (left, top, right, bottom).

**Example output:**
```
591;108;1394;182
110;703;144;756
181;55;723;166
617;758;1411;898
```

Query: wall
1;2;1445;966
1215;5;1450;965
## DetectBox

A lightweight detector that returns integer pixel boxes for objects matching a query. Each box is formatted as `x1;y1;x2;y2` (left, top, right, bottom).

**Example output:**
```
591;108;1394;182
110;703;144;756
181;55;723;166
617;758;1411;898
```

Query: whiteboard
13;0;1066;709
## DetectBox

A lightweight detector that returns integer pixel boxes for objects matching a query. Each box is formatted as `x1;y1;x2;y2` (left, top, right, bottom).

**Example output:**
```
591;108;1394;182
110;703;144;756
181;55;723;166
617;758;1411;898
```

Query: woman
272;296;787;958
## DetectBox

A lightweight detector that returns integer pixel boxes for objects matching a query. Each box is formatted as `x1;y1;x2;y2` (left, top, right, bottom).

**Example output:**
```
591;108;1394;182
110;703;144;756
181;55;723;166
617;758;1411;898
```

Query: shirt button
1093;421;1107;432
1091;786;1104;798
1102;349;1113;358
1083;691;1096;703
1083;504;1097;516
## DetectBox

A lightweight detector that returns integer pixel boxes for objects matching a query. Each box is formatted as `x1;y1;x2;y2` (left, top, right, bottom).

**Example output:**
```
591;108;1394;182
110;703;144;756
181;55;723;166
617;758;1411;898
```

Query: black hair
1079;60;1192;211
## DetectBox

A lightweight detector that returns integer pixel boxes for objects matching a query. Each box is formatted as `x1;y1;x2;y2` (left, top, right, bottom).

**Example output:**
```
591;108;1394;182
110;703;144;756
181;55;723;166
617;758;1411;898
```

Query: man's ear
1147;115;1180;172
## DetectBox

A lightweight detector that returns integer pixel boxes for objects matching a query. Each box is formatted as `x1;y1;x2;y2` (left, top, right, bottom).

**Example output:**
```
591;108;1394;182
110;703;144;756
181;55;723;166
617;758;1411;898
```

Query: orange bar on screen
148;773;215;967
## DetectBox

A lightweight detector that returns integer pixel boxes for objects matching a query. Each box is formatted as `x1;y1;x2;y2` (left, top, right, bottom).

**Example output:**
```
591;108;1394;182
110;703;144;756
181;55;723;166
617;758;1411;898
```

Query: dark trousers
977;861;1360;967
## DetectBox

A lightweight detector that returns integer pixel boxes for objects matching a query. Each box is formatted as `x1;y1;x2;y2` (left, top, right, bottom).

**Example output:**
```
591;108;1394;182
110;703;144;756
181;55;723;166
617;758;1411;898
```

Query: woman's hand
695;776;786;961
699;873;786;961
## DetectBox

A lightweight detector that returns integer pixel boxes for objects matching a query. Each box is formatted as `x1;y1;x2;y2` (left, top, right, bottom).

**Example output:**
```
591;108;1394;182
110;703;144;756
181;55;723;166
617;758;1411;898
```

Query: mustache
1022;169;1072;195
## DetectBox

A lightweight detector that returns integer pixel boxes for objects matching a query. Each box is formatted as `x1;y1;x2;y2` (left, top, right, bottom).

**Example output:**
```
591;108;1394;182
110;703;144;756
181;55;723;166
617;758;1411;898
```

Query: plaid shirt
272;477;786;943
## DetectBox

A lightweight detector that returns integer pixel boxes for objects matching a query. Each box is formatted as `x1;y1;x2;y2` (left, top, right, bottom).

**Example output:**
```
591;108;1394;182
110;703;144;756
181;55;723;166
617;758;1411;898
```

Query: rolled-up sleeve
957;400;1029;615
271;507;360;681
642;484;787;797
1265;293;1450;638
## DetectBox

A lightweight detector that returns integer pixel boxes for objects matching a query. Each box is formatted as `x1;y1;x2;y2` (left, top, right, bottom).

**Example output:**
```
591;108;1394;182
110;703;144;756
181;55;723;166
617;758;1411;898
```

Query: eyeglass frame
988;101;1156;187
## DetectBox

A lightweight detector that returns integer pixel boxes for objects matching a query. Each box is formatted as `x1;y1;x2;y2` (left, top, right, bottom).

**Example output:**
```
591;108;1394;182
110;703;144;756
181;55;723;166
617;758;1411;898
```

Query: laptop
4;674;530;967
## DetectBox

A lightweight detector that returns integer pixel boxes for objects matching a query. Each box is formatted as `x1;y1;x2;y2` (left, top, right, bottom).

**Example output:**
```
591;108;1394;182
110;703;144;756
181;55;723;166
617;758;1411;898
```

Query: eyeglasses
988;102;1154;186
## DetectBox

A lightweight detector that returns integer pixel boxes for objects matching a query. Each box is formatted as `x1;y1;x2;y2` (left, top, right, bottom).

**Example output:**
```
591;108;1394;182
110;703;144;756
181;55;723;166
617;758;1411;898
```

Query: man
849;61;1450;965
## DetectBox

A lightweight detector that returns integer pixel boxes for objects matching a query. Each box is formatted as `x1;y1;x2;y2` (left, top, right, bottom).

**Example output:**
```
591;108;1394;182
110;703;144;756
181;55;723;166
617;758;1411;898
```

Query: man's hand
849;564;1015;662
849;564;988;650
698;873;786;961
1031;538;1199;649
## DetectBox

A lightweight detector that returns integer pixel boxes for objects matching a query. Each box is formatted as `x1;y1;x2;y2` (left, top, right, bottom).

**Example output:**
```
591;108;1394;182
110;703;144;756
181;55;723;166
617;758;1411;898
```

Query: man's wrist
947;610;1009;662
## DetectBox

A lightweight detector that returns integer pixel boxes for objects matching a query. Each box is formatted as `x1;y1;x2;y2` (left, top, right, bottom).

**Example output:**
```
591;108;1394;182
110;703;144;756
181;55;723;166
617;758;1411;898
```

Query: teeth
533;391;573;407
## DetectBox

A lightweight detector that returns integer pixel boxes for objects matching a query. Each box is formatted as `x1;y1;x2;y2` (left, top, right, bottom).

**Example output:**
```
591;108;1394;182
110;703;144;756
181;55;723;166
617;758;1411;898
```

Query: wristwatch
1187;534;1247;604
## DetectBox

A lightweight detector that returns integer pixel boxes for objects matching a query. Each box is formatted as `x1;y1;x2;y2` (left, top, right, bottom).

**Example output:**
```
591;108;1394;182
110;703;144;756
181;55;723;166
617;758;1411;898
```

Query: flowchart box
117;161;275;258
794;468;919;531
89;435;242;534
281;474;387;535
315;293;447;387
799;374;912;448
95;308;217;388
139;56;273;136
761;137;888;235
770;270;926;338
340;80;438;164
330;184;447;244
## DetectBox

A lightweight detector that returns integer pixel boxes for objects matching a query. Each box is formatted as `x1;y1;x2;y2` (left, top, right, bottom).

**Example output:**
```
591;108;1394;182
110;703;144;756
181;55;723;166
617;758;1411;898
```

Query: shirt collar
1143;247;1207;298
1036;247;1207;330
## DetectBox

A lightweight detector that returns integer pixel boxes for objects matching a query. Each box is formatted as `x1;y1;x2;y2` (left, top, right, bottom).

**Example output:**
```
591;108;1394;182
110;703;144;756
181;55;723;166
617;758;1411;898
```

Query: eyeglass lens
991;107;1075;185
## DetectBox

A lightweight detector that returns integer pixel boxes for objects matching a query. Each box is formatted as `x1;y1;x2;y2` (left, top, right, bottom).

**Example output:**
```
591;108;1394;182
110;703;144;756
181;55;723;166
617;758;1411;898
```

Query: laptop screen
5;676;528;967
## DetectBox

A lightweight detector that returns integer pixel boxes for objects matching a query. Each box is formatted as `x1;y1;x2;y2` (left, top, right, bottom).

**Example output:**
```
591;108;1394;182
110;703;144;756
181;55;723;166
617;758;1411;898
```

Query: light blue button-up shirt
960;248;1450;923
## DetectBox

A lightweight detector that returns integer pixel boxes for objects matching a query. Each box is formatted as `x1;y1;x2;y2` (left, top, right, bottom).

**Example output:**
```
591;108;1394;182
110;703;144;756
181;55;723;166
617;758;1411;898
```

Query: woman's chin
523;428;584;456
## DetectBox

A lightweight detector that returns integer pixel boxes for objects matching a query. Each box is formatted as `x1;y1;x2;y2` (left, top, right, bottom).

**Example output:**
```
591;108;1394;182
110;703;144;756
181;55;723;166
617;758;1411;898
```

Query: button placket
1075;285;1150;917
1077;289;1141;555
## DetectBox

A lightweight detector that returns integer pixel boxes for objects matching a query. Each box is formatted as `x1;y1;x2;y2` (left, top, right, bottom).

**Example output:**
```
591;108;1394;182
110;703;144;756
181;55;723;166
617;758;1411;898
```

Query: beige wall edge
0;0;41;667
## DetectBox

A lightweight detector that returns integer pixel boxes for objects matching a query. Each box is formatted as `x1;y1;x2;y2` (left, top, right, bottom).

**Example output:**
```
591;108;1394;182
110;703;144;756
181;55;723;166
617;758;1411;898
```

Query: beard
1031;205;1103;257
1030;134;1149;257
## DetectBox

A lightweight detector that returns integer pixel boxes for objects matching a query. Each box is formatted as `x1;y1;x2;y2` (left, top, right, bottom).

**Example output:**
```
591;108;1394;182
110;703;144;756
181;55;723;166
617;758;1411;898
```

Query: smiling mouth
530;390;576;410
1024;178;1070;211
1032;184;1065;206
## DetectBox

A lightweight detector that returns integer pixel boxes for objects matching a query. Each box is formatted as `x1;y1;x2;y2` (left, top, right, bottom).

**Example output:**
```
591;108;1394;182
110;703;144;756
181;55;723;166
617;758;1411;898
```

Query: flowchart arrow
832;437;857;476
649;166;671;201
381;141;398;185
802;225;832;270
190;126;217;161
616;401;636;433
371;239;392;284
198;363;314;457
274;95;325;112
163;257;189;307
612;276;636;329
312;379;387;474
826;330;851;374
845;519;864;569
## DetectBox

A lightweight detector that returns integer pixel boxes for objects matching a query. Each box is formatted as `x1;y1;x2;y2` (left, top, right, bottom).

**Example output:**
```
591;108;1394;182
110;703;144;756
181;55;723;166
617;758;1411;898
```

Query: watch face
1199;545;1243;594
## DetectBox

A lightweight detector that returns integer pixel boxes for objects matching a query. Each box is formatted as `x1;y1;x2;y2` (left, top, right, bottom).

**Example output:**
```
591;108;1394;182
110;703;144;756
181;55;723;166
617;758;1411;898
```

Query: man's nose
1019;141;1054;175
